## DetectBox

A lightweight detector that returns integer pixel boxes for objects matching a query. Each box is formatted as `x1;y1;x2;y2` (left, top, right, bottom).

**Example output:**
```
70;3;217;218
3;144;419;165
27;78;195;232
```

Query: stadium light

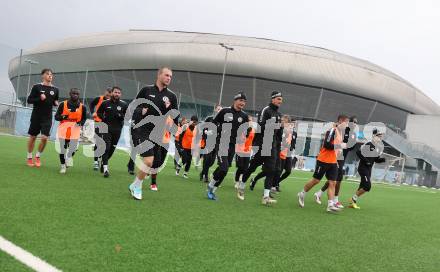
218;43;234;106
24;59;39;107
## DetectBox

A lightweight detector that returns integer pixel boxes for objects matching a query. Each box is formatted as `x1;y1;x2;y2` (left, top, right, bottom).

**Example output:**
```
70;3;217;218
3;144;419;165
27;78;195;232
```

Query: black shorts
131;129;156;158
28;118;52;136
313;160;338;181
152;145;169;168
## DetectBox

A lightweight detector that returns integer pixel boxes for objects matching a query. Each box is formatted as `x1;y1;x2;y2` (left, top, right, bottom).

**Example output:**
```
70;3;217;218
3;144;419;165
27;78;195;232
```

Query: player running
249;115;297;193
297;115;348;213
314;116;358;208
206;92;249;201
55;88;87;174
348;128;386;209
96;86;128;178
174;117;187;174
26;68;59;167
234;116;255;190
178;115;199;179
90;87;111;170
240;91;283;205
129;67;179;200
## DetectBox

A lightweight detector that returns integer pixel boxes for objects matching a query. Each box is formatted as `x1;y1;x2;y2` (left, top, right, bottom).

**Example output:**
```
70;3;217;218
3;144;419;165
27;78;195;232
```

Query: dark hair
41;68;53;75
105;87;113;93
337;114;349;122
111;86;122;92
190;115;198;122
69;88;80;94
349;115;358;123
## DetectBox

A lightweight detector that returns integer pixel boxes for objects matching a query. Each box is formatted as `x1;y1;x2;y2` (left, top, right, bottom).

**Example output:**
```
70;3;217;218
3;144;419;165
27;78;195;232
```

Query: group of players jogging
25;67;386;213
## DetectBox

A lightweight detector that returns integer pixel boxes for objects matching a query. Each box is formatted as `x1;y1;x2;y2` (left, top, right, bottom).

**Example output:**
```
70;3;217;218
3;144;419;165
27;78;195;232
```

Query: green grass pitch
0;134;439;271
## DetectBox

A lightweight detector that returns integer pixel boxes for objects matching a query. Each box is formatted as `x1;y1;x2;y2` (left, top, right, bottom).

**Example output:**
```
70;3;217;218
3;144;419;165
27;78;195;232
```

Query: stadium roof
8;30;440;115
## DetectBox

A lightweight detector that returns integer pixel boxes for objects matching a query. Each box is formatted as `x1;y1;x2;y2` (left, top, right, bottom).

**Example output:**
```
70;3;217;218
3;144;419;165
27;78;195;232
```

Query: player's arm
179;124;188;146
169;94;180;126
54;102;66;121
26;85;40;104
375;156;386;163
96;101;106;122
322;129;336;150
212;109;226;125
79;105;88;126
53;89;59;106
89;97;99;114
133;88;148;119
290;131;297;151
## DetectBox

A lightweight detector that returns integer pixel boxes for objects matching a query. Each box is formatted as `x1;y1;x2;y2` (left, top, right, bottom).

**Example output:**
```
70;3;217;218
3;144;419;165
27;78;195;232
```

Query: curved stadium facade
8;30;440;129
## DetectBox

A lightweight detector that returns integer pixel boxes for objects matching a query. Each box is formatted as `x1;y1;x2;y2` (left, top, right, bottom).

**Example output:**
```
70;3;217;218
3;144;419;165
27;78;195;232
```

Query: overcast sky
1;0;439;106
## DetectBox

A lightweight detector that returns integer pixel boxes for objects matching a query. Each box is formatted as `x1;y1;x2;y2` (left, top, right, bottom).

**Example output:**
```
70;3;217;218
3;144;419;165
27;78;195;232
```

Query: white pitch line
0;235;61;272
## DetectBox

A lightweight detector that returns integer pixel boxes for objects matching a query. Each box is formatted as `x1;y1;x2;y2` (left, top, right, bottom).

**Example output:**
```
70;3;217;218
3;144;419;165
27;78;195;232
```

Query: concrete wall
405;115;440;152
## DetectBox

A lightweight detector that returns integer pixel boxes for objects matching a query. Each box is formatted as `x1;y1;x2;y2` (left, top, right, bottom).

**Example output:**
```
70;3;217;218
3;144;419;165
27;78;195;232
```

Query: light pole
24;59;39;107
218;43;234;106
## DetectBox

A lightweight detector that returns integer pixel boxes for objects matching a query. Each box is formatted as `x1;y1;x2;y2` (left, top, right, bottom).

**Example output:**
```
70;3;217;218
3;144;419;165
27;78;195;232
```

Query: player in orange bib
54;88;87;174
234;116;255;191
173;117;188;174
178;115;198;179
297;114;349;213
90;88;111;170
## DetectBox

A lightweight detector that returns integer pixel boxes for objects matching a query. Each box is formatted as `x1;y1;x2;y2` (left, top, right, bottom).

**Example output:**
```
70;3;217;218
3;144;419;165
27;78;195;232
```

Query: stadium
1;30;440;272
7;30;440;185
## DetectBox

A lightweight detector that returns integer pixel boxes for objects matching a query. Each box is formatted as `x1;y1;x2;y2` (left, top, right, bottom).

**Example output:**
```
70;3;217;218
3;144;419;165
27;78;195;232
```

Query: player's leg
26;118;41;166
34;121;51;167
150;145;167;191
129;141;155;200
261;155;279;205
236;154;250;200
101;132;112;177
93;126;101;170
325;164;341;212
182;148;192;178
349;170;371;209
59;139;68;174
241;151;263;184
298;161;326;207
334;160;345;207
207;152;232;200
249;171;266;191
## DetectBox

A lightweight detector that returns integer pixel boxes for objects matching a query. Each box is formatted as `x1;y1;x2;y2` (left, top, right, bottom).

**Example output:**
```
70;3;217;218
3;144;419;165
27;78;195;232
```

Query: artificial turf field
0;134;439;272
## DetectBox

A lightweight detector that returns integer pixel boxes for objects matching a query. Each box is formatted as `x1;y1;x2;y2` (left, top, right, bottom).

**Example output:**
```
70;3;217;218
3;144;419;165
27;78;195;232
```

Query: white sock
103;165;108;172
334;196;339;203
27;152;33;159
316;190;323;197
352;195;358;202
264;189;270;198
133;177;144;188
61;164;66;168
301;190;306;195
36;152;41;158
212;186;218;193
328;200;334;207
239;181;246;190
208;179;217;189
